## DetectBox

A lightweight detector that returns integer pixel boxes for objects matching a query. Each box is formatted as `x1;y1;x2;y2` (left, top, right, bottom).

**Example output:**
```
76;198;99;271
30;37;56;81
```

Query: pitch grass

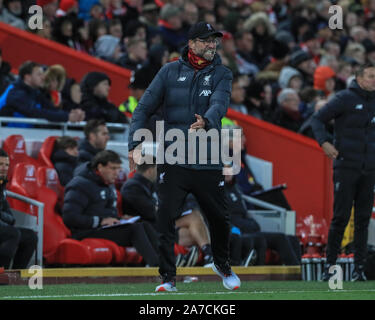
0;281;375;300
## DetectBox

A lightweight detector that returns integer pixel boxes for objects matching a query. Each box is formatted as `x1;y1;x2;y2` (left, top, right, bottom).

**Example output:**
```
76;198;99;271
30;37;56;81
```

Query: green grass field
1;281;375;300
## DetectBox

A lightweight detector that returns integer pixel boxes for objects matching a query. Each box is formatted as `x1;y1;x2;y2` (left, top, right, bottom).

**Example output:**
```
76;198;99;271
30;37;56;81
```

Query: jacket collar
349;79;375;100
79;138;102;156
133;172;155;192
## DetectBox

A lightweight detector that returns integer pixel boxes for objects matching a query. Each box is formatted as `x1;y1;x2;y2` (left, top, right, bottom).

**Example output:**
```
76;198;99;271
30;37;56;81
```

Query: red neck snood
188;49;211;70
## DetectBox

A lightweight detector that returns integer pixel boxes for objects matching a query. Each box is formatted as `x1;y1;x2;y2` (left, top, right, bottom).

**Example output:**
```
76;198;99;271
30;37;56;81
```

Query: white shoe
212;264;241;290
155;282;178;292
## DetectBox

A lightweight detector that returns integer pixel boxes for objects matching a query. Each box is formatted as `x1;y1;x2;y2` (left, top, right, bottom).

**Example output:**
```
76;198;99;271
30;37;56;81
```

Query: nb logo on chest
199;90;212;97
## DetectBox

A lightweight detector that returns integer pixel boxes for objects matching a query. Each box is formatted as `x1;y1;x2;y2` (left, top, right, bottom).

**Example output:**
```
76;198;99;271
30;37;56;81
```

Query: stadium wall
227;109;334;223
0;22;131;106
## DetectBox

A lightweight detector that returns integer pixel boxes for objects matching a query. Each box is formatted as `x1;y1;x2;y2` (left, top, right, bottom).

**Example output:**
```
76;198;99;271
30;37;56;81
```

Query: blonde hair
44;64;66;92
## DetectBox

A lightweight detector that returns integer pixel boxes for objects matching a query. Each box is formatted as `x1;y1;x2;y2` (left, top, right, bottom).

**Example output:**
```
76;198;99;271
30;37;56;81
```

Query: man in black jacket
63;150;159;267
311;63;375;281
51;136;79;186
80;71;128;123
0;61;84;123
128;22;240;292
0;149;37;269
77;119;110;164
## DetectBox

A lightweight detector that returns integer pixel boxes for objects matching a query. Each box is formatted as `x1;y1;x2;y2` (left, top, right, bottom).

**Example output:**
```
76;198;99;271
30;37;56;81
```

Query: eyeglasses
195;38;219;45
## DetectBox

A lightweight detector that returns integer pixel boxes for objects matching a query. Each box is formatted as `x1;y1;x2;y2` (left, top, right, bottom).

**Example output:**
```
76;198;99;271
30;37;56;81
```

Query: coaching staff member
127;22;240;292
311;63;375;281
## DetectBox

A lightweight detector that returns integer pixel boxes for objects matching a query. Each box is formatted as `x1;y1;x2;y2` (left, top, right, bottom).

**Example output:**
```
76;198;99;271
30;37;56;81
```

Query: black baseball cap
188;21;223;40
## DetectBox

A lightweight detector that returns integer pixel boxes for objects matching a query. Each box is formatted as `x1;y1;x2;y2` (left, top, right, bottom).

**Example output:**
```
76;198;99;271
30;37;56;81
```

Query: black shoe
203;254;214;267
321;264;332;282
161;274;176;286
215;262;232;275
351;265;367;281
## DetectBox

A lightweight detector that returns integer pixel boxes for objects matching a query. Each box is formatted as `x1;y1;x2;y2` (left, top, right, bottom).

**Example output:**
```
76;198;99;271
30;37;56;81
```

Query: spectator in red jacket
313;65;336;98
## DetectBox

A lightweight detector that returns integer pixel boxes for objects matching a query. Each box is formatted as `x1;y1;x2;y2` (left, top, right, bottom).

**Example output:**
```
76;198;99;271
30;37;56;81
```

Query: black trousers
230;233;255;265
0;225;38;269
156;165;230;280
72;221;160;266
326;168;375;266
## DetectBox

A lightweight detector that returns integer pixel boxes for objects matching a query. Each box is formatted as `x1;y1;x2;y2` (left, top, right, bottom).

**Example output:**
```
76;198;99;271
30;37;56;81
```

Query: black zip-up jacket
311;80;375;171
77;138;102;164
128;46;233;170
0;179;15;227
51;149;78;187
120;172;157;223
225;181;261;234
62;163;118;233
0;79;69;122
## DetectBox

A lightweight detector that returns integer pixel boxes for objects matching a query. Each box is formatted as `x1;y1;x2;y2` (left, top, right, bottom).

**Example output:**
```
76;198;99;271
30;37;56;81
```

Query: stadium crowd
0;0;375;134
1;0;374;270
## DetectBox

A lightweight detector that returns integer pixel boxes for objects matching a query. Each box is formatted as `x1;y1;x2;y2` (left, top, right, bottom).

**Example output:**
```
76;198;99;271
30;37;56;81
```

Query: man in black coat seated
77;119;110;165
80;71;128;123
63;150;159;266
224;170;300;266
0;149;37;269
51;136;79;187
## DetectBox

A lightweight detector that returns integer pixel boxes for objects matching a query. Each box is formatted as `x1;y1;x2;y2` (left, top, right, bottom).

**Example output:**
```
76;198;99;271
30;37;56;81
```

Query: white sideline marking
2;289;375;299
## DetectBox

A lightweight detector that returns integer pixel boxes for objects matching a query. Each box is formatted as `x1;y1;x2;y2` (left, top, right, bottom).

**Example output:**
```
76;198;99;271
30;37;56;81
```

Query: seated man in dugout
121;161;214;267
0;149;38;269
62;150;160;267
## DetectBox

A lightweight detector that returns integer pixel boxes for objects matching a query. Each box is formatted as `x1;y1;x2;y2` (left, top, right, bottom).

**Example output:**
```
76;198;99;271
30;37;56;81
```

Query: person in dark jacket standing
0;149;37;269
128;22;240;292
62;150;159;267
80;71;128;123
311;63;375;281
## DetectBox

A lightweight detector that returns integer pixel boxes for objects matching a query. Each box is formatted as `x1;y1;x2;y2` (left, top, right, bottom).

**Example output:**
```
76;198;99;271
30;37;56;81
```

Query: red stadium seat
39;186;113;265
93;238;126;264
7;162;39;216
36;166;65;210
7;163;128;265
2;135;41;181
124;247;143;265
37;136;59;168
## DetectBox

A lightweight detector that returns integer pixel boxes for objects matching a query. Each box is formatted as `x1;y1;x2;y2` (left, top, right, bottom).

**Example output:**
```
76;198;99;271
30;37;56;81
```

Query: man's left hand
190;114;206;130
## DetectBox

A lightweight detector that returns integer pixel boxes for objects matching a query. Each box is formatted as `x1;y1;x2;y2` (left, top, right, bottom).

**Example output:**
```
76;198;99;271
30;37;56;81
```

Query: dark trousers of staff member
156;164;230;281
326;168;375;267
